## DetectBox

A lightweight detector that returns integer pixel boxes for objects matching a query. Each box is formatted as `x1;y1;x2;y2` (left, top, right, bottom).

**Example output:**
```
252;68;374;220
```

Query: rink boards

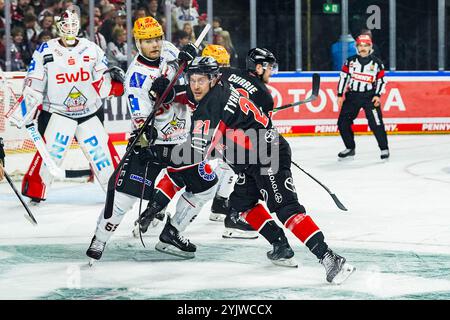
1;71;450;147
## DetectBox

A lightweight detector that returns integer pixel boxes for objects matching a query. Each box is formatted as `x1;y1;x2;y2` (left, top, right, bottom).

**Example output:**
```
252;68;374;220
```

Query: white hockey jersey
125;41;190;145
25;38;116;118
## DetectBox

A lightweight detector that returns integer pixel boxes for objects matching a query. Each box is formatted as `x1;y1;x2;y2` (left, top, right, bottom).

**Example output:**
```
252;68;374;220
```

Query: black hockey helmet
186;56;221;80
246;47;278;72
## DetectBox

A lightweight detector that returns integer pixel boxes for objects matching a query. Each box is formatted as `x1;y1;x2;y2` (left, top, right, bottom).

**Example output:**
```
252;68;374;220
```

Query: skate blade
209;213;226;222
222;228;258;239
338;156;355;162
331;263;356;285
270;257;298;268
155;241;195;259
88;259;96;267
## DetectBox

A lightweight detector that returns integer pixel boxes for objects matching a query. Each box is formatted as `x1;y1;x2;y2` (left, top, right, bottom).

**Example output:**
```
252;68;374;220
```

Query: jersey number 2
238;96;269;127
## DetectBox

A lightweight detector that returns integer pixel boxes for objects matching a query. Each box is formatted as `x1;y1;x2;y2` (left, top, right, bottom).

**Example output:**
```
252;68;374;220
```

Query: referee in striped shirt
336;34;389;160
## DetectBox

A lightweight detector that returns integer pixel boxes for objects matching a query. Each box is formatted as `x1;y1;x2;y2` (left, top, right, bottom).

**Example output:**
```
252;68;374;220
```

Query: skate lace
177;234;190;246
321;251;337;272
91;238;105;251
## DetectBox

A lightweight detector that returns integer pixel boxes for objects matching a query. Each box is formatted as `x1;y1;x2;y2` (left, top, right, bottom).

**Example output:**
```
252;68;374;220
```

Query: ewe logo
198;161;216;181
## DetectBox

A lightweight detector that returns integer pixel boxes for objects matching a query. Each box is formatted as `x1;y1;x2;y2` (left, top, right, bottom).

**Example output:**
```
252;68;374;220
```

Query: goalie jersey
125;41;190;145
25;38;116;118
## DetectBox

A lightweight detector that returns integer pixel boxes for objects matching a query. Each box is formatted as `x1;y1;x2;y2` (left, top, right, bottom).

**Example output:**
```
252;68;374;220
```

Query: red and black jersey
174;80;279;172
337;54;386;97
220;67;274;115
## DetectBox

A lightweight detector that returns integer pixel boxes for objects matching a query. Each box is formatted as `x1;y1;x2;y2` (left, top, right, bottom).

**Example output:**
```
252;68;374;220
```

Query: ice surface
1;135;450;299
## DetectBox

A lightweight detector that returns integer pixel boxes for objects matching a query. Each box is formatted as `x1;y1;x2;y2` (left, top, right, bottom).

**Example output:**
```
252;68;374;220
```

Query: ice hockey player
337;34;389;160
148;56;355;283
20;5;124;204
85;16;210;262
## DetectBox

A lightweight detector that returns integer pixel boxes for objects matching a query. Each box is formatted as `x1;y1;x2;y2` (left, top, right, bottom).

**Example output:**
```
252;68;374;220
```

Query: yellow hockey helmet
133;16;164;40
202;44;230;66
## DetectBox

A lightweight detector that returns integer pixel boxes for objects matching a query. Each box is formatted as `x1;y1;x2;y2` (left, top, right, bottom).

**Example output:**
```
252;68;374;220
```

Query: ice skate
267;235;298;268
320;249;355;284
380;149;390;161
86;236;106;263
209;196;229;222
155;217;196;259
222;211;258;239
338;148;355;160
132;211;165;238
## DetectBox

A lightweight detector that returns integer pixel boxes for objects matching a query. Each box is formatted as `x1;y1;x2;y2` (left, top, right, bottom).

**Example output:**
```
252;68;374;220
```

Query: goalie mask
55;5;81;45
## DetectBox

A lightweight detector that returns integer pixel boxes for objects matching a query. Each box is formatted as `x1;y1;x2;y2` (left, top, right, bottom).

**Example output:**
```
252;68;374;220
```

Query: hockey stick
137;160;150;248
4;170;38;225
272;73;320;113
103;24;211;219
291;160;348;211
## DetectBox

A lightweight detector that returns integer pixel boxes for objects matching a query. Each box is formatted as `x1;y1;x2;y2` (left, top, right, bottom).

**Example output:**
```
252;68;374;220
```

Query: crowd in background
0;0;238;71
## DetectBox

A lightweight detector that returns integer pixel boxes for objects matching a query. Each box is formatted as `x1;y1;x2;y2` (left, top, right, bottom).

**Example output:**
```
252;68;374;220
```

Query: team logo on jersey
264;129;277;143
64;86;88;111
161;115;186;140
130;72;147;88
198;160;217;181
128;94;140;112
260;189;268;203
284;177;296;193
68;57;76;65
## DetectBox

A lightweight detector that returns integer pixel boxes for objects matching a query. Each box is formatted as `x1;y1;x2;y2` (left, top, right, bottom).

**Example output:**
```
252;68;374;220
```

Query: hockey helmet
186;56;221;80
55;5;81;45
133;16;164;40
246;47;278;74
202;44;230;66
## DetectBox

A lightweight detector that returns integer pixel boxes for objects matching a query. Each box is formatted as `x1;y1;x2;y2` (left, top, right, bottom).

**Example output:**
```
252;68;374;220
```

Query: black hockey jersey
174;80;280;172
220;67;274;115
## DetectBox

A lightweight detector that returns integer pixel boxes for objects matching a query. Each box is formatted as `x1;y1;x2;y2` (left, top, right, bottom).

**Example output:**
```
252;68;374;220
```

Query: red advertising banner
268;74;450;135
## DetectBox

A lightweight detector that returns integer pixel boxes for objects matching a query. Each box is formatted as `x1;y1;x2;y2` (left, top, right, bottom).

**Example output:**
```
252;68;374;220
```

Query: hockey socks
241;204;283;244
285;213;328;259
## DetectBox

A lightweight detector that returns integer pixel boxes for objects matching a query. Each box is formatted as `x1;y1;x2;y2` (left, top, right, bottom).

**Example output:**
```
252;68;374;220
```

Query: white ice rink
1;135;450;300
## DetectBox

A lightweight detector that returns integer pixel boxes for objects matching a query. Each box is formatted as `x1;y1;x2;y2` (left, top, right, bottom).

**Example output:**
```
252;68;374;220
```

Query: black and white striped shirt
337;54;386;97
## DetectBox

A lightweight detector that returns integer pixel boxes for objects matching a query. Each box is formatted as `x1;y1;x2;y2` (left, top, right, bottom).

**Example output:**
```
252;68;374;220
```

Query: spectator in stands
0;30;6;70
106;27;128;71
12;0;32;28
172;0;199;31
215;30;238;67
10;27;32;71
23;13;39;49
182;22;196;43
147;0;162;21
194;13;207;39
175;30;190;50
36;30;53;46
331;34;357;71
38;12;56;36
99;4;117;43
212;16;223;42
38;0;61;24
114;9;126;30
0;0;5;30
93;16;107;51
134;6;148;22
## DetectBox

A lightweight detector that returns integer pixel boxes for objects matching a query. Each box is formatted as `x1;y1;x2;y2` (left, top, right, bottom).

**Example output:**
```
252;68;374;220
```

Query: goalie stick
4;170;38;225
103;24;212;219
291;160;348;211
272;73;320;113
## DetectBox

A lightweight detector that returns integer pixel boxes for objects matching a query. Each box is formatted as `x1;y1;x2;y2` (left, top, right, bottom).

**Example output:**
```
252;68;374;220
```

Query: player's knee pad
76;116;119;190
171;187;216;232
240;203;273;232
112;191;137;216
215;162;237;199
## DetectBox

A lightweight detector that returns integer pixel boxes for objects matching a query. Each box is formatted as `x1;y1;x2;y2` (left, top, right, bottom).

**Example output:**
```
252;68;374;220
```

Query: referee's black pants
337;91;388;151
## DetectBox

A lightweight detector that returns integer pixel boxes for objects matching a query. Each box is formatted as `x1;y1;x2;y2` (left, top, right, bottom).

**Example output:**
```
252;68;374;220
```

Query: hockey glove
148;77;175;103
139;145;172;166
105;66;126;83
128;126;158;150
178;43;197;62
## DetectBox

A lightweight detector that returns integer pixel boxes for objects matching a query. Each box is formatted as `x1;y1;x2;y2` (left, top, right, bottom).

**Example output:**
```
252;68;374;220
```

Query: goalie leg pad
22;113;77;200
76;116;118;190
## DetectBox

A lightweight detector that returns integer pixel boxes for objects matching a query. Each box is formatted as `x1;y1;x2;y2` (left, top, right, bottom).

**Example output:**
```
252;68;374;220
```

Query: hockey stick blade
4;171;38;225
273;73;321;112
331;193;348;211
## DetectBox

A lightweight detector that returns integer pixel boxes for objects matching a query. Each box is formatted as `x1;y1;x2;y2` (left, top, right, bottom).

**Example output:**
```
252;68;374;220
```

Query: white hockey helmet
55;5;81;45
